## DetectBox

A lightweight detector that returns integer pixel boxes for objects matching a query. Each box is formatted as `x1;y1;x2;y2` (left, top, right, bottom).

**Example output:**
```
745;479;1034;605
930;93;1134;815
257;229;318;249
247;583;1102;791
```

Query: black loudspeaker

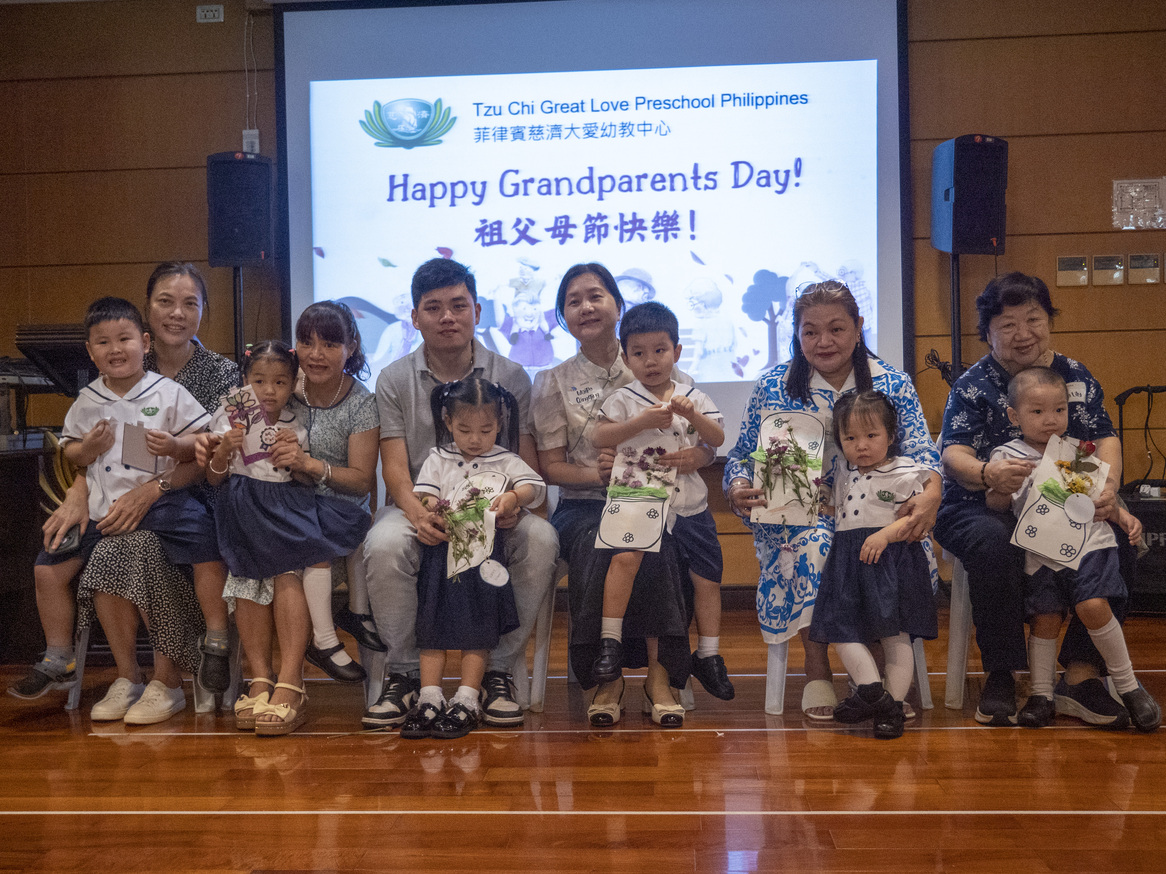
207;152;273;267
1122;490;1166;613
930;135;1008;255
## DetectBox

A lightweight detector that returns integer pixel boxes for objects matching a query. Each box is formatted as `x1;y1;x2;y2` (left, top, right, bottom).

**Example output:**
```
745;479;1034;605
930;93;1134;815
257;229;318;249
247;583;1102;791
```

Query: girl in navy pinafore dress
809;390;938;739
400;378;545;740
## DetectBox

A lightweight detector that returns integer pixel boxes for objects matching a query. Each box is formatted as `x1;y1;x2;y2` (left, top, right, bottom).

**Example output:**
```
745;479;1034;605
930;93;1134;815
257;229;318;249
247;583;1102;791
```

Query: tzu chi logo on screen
359;98;456;149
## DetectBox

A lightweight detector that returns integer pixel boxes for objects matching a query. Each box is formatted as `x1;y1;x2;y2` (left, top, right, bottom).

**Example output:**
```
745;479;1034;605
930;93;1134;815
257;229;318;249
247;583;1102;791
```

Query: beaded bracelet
980;461;989;489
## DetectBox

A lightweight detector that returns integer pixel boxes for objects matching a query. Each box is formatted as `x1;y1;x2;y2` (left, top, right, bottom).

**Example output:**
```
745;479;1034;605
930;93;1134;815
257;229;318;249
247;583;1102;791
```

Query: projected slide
308;60;878;385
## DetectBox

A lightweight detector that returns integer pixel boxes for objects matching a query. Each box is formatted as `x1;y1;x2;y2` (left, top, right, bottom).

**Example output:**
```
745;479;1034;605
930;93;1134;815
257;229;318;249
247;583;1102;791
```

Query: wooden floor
2;606;1165;873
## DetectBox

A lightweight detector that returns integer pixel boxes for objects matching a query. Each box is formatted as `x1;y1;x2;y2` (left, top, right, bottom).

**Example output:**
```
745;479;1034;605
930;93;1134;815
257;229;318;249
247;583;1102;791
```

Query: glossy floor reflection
2;608;1165;873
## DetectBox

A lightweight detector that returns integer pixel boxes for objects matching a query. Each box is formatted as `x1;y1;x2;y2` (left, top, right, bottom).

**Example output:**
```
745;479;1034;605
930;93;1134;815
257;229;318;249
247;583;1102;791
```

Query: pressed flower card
1010;435;1110;571
216;385;284;466
595;434;681;552
749;410;827;526
443;470;507;578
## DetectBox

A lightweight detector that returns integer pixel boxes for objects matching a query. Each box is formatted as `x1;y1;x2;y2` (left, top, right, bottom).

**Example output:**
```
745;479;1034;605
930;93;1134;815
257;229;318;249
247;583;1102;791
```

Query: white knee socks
836;642;880;687
1088;616;1138;694
1027;635;1057;700
303;566;352;665
881;633;914;701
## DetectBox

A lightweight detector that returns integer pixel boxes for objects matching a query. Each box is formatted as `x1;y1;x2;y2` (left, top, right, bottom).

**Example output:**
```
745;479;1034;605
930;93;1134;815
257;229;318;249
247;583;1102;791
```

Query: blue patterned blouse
722;356;939;643
937;352;1115;508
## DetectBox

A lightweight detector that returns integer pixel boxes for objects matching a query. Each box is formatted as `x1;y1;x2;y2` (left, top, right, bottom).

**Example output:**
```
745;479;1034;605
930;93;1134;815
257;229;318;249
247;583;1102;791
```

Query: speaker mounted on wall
207;152;274;267
930;135;1008;255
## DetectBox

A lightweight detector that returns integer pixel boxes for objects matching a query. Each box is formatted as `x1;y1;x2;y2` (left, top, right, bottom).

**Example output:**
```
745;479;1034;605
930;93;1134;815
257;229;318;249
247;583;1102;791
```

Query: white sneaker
123;680;186;725
90;678;146;721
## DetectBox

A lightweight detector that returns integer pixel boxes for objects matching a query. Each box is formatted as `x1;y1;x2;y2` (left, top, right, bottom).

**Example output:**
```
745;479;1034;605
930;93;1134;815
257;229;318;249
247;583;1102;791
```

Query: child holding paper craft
400;377;544;740
984;366;1159;731
12;296;220;725
809;390;938;740
592;302;731;721
207;340;339;735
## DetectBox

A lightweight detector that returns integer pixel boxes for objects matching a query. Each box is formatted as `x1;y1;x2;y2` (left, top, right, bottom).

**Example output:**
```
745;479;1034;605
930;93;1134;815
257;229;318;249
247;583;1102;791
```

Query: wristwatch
156;477;173;493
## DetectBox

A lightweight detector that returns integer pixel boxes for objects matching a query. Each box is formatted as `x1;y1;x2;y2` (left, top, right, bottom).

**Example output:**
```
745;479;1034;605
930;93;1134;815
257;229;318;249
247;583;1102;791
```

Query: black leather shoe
1017;694;1055;728
873;699;905;739
1121;685;1162;733
834;682;892;724
400;701;443;739
431;701;479;739
306;643;367;684
592;638;623;685
335;607;387;652
691;653;735;701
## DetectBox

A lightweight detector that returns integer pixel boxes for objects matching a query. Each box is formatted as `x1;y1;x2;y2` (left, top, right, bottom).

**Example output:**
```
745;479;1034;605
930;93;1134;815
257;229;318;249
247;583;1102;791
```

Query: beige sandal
587;678;625;727
234;678;274;731
642;685;685;727
802;679;839;721
253;682;309;736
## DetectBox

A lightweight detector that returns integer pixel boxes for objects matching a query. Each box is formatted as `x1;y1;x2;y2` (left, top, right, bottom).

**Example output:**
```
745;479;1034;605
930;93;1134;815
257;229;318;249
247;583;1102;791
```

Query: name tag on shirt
1066;381;1086;404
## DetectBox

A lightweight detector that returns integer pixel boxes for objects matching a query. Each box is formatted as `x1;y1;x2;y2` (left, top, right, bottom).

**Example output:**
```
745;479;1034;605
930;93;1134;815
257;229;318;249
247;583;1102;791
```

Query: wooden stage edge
2;608;1166;874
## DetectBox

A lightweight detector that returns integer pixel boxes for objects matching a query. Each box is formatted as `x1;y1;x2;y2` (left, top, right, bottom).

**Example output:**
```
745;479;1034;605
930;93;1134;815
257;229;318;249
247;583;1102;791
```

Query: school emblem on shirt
141;406;159;416
876;490;895;503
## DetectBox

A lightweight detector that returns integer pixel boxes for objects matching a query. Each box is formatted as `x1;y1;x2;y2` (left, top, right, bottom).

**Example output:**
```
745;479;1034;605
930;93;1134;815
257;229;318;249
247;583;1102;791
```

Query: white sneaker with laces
90;678;146;721
123;680;186;725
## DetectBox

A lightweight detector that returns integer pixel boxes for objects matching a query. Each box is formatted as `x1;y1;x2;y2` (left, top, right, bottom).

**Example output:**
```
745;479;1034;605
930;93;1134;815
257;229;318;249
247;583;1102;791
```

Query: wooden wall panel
0;1;274;81
912;235;1166;339
4;169;207;266
909;31;1166;139
910;132;1166;240
1;71;278;174
909;0;1166;41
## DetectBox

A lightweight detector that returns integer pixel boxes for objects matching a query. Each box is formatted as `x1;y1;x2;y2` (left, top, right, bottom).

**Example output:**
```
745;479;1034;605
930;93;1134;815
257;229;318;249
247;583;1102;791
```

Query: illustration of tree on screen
741;270;790;370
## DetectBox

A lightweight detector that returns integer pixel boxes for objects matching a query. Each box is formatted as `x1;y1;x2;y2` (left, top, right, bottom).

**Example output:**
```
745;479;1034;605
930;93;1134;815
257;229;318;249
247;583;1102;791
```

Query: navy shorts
1025;547;1127;618
35;490;220;569
671;508;724;583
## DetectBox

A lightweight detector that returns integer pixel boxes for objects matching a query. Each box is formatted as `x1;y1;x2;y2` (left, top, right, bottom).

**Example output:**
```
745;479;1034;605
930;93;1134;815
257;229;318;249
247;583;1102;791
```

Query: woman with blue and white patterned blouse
723;281;941;719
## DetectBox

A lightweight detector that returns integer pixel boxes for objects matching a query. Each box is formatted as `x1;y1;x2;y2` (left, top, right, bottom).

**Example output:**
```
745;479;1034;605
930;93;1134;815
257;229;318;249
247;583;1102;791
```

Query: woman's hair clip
243;348;252;359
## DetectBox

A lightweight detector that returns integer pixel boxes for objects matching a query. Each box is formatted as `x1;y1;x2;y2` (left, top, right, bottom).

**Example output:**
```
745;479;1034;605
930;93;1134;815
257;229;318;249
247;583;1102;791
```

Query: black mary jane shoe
591;638;624;685
306;642;367;684
833;682;894;724
872;699;905;740
335;607;387;653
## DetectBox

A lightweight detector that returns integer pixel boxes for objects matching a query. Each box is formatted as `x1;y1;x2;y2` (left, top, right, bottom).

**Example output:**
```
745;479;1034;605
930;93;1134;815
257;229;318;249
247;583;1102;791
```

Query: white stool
944;557;973;709
764;637;934;715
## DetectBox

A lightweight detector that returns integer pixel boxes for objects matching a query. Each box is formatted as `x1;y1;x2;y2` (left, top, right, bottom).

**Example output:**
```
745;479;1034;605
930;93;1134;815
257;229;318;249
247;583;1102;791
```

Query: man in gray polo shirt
362;257;559;729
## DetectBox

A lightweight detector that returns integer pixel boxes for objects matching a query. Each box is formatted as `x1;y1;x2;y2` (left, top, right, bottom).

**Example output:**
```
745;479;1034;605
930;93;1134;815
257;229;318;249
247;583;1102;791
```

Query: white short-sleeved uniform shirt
63;372;210;519
530;352;692;503
991;438;1116;572
209;404;308;483
414;444;546;509
832;456;932;533
598;379;722;519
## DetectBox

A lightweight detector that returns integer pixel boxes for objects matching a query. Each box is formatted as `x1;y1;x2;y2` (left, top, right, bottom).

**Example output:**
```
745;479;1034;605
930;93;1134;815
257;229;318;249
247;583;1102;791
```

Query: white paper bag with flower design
749;410;828;526
445;470;507;578
217;384;287;466
595;435;681;552
1010;435;1109;571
